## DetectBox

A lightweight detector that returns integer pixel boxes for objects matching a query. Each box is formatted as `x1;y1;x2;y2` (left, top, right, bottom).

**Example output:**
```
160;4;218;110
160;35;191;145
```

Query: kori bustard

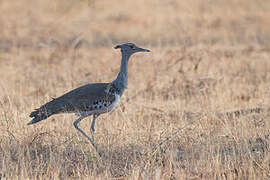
28;43;150;149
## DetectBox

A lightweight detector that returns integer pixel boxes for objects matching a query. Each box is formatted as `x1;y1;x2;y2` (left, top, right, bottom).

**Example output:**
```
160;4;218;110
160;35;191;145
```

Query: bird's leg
91;114;100;144
73;116;97;150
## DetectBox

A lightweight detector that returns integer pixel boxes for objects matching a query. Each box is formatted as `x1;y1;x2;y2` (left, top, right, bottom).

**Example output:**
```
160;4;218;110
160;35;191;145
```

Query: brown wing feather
45;83;115;113
28;83;115;125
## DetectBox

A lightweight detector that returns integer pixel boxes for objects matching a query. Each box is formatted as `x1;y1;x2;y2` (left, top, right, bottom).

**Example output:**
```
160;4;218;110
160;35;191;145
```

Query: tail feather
28;97;68;125
28;108;52;125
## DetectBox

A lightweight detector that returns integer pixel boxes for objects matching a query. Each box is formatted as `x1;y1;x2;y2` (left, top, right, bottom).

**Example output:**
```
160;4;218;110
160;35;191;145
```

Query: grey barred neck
112;52;131;96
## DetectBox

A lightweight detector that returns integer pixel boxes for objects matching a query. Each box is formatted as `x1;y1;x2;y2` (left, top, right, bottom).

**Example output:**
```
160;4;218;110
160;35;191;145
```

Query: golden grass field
0;0;270;179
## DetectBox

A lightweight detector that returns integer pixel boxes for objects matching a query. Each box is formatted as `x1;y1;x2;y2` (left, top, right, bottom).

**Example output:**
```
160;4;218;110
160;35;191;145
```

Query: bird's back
28;83;116;125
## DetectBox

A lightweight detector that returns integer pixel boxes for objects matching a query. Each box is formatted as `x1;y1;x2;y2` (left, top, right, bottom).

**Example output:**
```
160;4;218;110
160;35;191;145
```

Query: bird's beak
138;47;150;52
114;45;120;49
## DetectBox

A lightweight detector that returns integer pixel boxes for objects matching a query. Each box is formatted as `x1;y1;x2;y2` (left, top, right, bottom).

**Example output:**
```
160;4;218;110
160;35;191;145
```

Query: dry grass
0;0;270;179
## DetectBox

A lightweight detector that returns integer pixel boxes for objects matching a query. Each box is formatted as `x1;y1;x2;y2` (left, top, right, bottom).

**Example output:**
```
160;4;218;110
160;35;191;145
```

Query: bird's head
114;43;150;57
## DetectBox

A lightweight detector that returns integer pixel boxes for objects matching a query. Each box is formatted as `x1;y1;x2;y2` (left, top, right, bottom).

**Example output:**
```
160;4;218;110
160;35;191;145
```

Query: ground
0;0;270;179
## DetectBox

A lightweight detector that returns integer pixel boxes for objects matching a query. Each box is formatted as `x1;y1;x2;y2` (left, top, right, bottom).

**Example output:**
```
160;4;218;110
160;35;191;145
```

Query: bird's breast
108;93;121;111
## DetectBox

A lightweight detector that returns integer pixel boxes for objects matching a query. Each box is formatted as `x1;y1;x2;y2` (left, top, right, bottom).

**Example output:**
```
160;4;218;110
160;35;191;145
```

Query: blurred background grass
0;0;269;179
1;0;270;48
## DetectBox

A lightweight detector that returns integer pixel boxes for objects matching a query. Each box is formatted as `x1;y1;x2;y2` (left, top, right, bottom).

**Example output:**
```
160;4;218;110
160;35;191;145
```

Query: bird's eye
130;45;136;50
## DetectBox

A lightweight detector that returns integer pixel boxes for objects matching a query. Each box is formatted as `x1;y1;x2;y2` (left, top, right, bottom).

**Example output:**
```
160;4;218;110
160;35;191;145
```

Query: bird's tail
28;108;52;125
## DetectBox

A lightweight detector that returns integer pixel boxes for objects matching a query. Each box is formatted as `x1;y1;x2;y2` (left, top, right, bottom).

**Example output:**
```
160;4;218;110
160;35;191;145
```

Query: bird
28;43;150;149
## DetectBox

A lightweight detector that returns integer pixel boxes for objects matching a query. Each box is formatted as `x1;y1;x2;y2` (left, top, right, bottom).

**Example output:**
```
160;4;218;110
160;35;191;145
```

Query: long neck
112;53;131;95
